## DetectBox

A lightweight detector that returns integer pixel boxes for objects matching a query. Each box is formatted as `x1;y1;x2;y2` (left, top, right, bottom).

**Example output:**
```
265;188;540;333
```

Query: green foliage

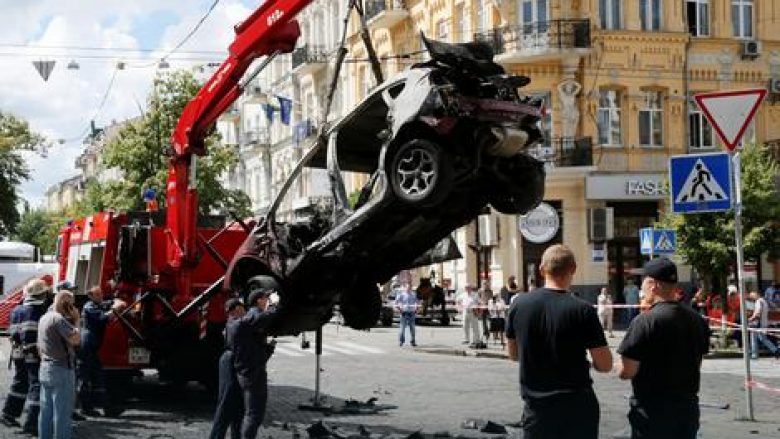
12;208;67;255
658;144;780;289
0;112;46;236
88;70;250;217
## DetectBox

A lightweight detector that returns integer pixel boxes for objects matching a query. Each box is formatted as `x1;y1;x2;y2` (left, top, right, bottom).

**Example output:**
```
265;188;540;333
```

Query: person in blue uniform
1;289;35;427
77;286;124;417
226;277;279;439
209;298;246;439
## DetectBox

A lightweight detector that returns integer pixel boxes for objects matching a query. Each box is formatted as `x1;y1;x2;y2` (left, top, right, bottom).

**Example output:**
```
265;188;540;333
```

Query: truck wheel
388;139;453;206
339;281;381;330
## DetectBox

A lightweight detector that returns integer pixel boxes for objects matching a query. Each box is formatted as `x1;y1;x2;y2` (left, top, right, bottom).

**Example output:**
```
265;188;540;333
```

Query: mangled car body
226;36;547;335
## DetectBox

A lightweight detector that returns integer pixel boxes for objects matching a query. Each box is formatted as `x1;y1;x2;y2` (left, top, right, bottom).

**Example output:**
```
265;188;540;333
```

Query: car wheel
339;281;382;330
388;139;453;206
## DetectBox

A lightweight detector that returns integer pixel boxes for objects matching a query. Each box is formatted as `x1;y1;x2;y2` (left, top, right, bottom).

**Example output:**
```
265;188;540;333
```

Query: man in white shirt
394;284;418;347
749;290;779;359
459;285;481;346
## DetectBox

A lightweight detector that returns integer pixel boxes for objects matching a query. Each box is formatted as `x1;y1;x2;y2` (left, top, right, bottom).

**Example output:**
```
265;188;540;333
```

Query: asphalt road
0;325;778;438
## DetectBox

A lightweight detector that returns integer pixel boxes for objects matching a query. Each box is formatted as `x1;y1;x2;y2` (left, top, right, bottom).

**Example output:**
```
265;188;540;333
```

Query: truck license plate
128;347;151;364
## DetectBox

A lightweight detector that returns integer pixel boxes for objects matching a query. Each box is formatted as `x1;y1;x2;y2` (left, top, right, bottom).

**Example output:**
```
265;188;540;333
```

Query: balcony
529;137;593;167
291;45;330;76
474;19;591;64
240;129;270;152
364;0;408;29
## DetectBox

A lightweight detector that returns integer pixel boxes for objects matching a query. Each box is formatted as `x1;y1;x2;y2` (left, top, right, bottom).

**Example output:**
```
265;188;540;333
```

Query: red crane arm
165;0;314;296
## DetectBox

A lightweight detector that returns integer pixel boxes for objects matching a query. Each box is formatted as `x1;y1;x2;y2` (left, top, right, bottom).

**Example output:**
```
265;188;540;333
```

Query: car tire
388;139;453;206
339;281;382;330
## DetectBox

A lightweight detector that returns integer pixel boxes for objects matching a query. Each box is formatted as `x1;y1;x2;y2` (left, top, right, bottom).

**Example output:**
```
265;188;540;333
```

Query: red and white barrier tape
746;380;780;394
705;316;780;334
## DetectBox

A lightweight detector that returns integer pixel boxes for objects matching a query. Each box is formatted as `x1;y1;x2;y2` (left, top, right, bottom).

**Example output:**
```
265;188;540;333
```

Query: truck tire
339;281;382;330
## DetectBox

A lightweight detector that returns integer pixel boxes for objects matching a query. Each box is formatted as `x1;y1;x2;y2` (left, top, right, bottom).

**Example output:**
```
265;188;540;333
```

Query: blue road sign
640;228;677;255
669;152;732;214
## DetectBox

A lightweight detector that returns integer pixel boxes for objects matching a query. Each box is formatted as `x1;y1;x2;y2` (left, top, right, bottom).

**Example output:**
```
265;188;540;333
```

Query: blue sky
0;0;257;207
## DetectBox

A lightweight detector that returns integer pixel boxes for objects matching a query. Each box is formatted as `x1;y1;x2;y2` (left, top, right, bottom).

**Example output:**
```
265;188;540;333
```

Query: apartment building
340;0;780;297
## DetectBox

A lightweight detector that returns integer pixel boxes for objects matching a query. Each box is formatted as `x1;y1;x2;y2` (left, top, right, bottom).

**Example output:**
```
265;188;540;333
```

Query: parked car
225;35;545;336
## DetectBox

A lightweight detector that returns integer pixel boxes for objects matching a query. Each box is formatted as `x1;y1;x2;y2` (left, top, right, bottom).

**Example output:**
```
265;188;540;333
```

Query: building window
599;0;621;30
640;0;661;31
688;96;713;149
732;0;753;38
598;90;622;146
639;91;663;147
436;19;448;40
456;4;467;42
687;0;709;36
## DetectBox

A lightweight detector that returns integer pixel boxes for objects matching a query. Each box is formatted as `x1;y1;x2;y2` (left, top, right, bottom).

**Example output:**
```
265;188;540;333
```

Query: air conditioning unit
740;40;760;59
587;207;614;242
769;78;780;94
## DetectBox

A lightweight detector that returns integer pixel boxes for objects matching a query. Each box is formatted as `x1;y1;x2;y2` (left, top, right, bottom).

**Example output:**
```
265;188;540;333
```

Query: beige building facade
339;0;780;298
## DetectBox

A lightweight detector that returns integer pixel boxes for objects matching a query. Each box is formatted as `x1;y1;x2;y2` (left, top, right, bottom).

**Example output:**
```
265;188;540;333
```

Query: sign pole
732;150;754;421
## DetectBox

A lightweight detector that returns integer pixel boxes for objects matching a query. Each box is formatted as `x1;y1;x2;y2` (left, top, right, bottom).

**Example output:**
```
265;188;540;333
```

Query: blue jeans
399;312;416;345
38;362;75;439
751;330;778;358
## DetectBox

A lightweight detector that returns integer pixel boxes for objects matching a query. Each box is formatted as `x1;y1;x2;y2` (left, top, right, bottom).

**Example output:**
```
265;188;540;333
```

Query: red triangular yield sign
694;89;766;152
32;60;56;81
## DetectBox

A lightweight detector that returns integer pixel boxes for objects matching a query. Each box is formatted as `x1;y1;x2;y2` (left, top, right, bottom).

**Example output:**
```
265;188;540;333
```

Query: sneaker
0;414;20;428
411;342;417;347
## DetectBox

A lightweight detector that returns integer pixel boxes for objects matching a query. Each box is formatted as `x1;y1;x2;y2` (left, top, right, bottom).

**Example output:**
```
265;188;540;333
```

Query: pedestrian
226;277;279;439
394;283;418;347
597;287;614;338
459;285;481;346
765;282;780;307
623;279;640;323
506;244;612;439
210;298;247;439
499;275;519;305
748;289;779;359
38;290;81;439
77;286;125;417
478;282;493;342
487;295;506;347
1;279;51;433
617;257;710;439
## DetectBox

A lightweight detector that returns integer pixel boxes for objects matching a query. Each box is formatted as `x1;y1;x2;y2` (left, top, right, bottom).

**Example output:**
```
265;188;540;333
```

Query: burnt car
225;35;546;335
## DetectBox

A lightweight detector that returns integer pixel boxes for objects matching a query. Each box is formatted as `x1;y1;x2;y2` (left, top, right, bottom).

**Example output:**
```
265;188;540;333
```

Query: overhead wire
60;66;121;143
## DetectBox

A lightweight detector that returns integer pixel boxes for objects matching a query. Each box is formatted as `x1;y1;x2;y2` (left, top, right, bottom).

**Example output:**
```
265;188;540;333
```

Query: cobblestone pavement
0;324;778;438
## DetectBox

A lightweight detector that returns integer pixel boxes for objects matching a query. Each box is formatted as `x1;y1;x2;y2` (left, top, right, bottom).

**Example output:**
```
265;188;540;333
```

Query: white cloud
0;0;256;207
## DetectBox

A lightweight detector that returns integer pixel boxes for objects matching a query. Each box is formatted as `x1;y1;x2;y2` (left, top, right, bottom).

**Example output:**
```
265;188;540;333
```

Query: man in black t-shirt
506;244;613;439
618;257;710;439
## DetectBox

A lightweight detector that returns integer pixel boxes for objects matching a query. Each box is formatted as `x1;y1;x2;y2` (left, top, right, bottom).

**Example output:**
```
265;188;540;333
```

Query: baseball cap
224;298;244;313
637;257;678;283
245;275;280;306
57;280;75;291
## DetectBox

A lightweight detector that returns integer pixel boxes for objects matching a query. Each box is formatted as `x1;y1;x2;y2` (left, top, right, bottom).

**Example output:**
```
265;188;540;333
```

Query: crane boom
165;0;314;299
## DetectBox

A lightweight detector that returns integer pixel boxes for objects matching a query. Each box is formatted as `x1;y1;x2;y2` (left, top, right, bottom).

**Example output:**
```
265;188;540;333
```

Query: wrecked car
225;35;546;335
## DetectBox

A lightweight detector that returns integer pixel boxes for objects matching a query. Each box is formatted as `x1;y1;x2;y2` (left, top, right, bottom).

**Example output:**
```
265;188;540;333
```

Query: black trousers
2;358;28;419
77;349;108;411
629;397;699;439
521;388;599;439
239;373;268;439
209;352;243;439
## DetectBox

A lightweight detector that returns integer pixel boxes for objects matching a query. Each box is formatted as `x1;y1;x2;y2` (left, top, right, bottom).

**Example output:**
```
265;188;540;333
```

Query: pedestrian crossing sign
640;228;677;255
669;152;732;214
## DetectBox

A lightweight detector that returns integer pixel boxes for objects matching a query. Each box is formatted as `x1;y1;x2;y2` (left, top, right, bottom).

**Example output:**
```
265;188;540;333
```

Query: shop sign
519;202;559;244
586;174;669;200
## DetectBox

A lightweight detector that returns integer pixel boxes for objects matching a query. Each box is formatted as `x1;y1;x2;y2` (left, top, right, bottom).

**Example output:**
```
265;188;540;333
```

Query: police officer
618;258;710;439
1;291;31;427
6;279;50;435
78;286;124;417
226;276;279;439
209;298;246;439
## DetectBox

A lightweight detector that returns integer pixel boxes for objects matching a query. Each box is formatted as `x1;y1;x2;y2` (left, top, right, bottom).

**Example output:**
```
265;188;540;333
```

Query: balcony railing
363;0;408;28
529;137;593;167
474;19;591;58
241;129;269;147
291;45;330;70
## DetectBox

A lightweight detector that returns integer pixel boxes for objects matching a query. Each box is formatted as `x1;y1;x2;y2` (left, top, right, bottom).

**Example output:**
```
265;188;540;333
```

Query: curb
414;347;509;360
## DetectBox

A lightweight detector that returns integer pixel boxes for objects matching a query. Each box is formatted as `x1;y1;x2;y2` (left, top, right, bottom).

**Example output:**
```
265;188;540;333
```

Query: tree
12;208;64;255
0;112;46;236
659;144;780;294
94;70;250;217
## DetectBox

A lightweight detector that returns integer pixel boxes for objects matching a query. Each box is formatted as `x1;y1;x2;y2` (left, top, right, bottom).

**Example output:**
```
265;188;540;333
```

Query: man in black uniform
618;257;710;439
505;244;613;439
209;298;246;439
226;277;278;439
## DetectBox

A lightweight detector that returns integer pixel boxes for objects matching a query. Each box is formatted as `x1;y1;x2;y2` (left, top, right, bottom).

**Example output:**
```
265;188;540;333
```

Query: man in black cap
617;257;710;439
209;298;246;439
226;277;279;439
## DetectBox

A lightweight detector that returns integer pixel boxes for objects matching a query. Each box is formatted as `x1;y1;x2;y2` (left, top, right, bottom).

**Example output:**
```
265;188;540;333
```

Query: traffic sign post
669;152;732;214
694;89;767;421
639;228;676;258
